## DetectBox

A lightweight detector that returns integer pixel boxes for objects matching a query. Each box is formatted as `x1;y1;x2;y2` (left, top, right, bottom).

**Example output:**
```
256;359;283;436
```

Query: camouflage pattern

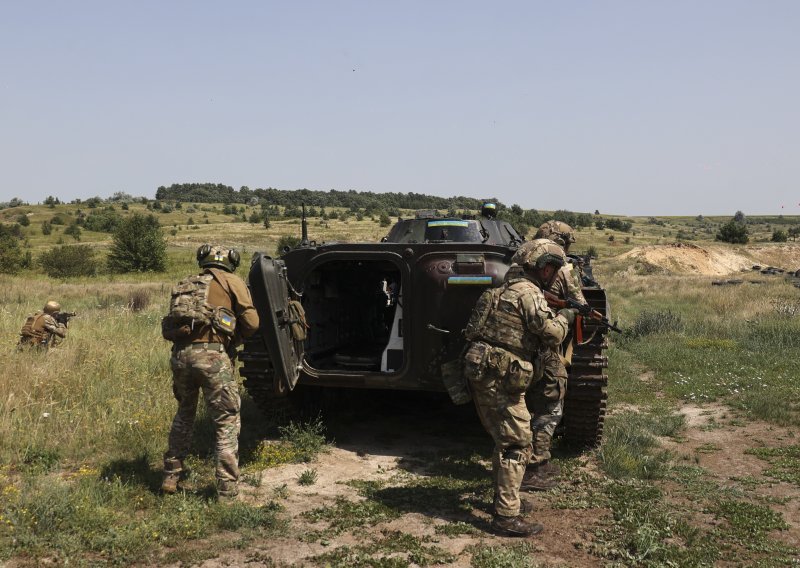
18;311;67;350
529;350;568;464
464;276;569;517
164;343;241;485
511;239;566;270
534;221;576;251
550;263;586;305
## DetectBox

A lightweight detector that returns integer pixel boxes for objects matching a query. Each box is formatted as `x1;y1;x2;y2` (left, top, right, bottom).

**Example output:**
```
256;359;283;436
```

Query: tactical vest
161;273;237;342
19;312;47;343
465;279;540;357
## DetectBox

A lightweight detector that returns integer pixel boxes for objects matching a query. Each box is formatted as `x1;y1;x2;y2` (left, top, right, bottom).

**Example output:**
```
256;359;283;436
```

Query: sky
1;1;798;216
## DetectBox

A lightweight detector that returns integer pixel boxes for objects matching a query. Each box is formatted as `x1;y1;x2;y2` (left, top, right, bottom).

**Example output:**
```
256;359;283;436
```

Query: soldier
534;221;585;301
18;300;67;350
161;244;260;499
463;240;576;537
523;227;587;491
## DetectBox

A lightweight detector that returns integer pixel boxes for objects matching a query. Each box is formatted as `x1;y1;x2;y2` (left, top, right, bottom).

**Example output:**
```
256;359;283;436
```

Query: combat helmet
43;300;61;314
511;238;566;271
480;201;498;219
197;244;241;272
535;220;576;249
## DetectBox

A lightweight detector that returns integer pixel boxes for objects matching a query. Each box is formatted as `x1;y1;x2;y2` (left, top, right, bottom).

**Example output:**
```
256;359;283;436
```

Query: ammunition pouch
161;316;192;342
464;341;490;383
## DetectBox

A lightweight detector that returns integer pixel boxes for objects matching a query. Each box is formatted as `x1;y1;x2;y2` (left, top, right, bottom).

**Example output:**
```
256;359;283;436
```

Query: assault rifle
542;290;622;336
54;311;77;327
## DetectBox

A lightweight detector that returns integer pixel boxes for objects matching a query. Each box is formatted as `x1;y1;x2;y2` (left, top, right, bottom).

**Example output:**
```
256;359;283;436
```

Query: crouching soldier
463;240;575;537
18;300;67;351
161;244;259;499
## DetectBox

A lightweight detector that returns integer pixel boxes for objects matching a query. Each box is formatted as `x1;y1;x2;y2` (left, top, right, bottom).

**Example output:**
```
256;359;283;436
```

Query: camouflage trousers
529;350;568;465
164;343;241;484
466;342;533;517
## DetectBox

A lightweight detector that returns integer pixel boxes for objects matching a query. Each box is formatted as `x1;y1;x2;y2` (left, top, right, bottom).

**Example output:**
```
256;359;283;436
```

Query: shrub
107;213;167;273
64;222;82;241
771;230;788;243
83;209;123;233
127;289;151;312
276;235;301;256
716;220;749;244
0;224;24;273
379;213;391;227
38;244;99;278
628;310;684;338
17;214;30;227
50;214;66;225
41;220;52;235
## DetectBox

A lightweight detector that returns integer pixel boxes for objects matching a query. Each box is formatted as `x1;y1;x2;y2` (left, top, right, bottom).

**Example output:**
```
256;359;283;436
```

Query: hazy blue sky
1;1;798;215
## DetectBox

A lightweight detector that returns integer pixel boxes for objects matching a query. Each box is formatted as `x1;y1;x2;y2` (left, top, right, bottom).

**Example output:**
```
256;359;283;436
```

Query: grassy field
1;203;799;565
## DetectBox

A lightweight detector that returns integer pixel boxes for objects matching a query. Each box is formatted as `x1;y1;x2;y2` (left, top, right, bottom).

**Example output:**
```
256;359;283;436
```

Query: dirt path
171;398;800;567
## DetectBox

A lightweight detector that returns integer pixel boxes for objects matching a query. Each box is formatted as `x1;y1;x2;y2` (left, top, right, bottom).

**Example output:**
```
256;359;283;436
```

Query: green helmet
197;244;241;272
511;239;566;271
534;220;576;249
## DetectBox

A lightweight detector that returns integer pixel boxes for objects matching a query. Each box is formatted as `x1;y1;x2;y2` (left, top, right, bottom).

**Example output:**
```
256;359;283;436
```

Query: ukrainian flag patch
447;276;493;285
220;313;234;328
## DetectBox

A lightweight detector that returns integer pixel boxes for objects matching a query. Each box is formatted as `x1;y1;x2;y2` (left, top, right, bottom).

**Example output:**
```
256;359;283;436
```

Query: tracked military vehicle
240;206;610;446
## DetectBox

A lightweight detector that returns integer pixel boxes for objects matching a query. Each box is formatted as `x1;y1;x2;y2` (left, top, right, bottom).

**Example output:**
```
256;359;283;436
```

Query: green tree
716;220;749;244
379;213;391;227
0;225;24;274
39;244;99;278
788;226;800;241
41;220;52;235
107;213;167;272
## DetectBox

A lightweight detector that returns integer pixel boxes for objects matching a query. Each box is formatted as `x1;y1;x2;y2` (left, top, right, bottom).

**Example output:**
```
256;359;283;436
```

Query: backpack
19;312;47;342
161;273;237;342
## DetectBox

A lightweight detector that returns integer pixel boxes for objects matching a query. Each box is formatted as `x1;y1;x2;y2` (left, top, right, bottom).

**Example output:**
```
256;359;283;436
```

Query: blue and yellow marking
447;276;493;285
220;314;234;327
428;220;470;227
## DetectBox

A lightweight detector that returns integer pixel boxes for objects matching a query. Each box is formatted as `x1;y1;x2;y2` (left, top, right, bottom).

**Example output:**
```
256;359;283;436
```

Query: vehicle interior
302;258;403;372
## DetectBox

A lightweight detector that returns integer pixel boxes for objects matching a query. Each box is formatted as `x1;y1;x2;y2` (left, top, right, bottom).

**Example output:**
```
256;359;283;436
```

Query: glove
558;308;578;325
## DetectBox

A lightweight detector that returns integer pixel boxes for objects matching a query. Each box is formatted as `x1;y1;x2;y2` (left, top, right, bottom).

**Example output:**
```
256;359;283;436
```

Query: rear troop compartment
302;258;402;373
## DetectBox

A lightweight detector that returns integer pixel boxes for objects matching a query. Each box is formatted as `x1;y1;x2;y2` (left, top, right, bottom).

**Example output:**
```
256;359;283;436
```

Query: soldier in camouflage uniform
162;245;260;499
464;240;576;537
523;226;586;490
17;300;67;350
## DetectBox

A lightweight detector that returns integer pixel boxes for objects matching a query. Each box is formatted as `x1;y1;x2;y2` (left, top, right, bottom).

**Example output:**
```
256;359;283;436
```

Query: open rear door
248;253;304;391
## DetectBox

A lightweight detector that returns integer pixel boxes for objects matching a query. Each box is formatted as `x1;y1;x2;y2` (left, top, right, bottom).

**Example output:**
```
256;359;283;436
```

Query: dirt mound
617;243;800;276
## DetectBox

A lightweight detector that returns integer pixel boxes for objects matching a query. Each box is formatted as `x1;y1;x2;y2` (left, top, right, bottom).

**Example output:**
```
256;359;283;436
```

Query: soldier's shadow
99;454;163;494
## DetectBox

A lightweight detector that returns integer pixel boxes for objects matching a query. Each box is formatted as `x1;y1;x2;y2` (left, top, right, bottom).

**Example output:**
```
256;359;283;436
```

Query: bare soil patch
616;242;800;276
662;404;800;548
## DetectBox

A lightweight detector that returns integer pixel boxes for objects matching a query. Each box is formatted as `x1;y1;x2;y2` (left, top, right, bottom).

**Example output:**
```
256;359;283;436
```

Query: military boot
161;459;183;494
520;468;558;492
216;480;239;501
491;514;544;537
161;472;180;494
535;460;561;476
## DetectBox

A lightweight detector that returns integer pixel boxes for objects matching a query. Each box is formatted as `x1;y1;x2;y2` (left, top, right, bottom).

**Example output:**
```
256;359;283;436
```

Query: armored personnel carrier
240;206;610;446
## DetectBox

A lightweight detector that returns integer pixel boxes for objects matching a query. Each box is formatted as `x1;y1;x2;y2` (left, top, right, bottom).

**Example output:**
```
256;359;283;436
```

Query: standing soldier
463;240;576;537
161;244;259;499
523;225;587;491
18;301;67;350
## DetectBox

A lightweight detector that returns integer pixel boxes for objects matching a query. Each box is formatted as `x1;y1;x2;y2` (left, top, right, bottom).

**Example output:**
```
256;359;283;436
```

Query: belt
175;342;226;352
